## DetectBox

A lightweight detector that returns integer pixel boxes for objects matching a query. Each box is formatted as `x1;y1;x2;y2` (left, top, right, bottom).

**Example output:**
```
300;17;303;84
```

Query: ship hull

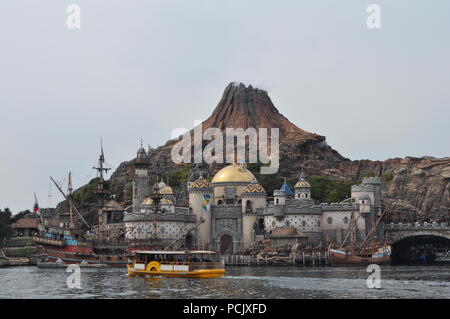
328;246;392;266
45;250;128;268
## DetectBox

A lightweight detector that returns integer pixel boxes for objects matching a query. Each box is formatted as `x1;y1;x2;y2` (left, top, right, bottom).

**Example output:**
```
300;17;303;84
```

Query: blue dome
280;182;294;196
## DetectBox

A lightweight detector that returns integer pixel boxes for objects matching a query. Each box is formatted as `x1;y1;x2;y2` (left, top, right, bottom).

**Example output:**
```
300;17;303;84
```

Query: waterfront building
123;146;382;253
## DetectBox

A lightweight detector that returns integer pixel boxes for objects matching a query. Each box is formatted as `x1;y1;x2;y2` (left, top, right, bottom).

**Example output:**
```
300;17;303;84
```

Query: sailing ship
32;142;201;267
328;208;392;266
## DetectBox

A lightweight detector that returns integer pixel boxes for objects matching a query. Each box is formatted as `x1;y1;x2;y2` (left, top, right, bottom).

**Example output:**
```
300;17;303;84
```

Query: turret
294;174;311;200
351;177;382;236
188;176;213;249
132;143;151;212
274;181;293;205
241;183;266;248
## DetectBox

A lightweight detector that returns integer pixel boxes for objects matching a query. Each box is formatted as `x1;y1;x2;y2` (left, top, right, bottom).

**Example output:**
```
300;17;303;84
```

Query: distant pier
223;251;328;267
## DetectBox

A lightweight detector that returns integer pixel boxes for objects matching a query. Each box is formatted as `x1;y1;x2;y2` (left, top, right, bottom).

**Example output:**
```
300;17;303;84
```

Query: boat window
165;254;175;262
174;255;187;263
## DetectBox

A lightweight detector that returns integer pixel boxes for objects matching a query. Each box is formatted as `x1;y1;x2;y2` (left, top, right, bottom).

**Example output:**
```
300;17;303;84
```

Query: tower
132;142;151;212
188;176;213;249
241;183;266;248
294;173;311;200
351;177;382;237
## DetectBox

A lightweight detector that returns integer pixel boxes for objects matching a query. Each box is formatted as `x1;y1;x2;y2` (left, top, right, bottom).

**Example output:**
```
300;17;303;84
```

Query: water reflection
0;265;449;299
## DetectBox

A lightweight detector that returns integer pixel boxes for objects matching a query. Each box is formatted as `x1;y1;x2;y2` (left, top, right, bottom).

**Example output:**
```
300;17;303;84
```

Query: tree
0;208;13;245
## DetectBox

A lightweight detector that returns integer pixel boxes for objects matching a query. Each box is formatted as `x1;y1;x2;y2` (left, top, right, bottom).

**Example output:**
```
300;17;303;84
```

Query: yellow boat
127;250;225;278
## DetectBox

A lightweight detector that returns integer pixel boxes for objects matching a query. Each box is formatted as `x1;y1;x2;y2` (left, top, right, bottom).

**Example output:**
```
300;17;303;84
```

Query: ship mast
50;176;90;230
151;178;162;239
339;206;360;253
92;139;110;225
67;172;76;229
358;209;388;254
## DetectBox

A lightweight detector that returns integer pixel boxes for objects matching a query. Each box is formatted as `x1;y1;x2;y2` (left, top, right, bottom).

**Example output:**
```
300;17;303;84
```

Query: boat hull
44;248;128;267
127;265;225;278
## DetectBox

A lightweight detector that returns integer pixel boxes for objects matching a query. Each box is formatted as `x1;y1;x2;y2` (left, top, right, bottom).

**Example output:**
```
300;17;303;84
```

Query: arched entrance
219;234;233;255
391;235;450;264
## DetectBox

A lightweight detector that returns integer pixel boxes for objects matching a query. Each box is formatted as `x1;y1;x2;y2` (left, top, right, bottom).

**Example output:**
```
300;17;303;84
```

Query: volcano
102;83;450;222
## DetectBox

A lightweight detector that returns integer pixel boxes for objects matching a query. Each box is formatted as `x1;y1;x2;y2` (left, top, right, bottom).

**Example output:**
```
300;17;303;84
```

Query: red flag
33;193;40;214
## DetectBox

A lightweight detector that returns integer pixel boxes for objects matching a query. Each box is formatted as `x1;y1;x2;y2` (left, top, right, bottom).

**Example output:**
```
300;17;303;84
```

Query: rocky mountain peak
202;82;318;140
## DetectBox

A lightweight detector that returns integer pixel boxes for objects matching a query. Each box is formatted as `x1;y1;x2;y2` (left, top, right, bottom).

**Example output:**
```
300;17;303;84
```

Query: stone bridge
384;222;450;262
384;222;450;244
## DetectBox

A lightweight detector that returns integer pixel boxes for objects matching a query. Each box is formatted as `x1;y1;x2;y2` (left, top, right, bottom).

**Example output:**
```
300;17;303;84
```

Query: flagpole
34;193;44;224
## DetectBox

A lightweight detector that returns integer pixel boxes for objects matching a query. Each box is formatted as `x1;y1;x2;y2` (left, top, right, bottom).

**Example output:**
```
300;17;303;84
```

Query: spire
299;163;305;180
280;180;294;196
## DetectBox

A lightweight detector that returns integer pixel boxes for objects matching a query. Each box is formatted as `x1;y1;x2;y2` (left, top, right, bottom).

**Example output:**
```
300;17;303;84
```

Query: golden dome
159;186;173;195
189;177;211;189
141;197;174;205
211;164;257;184
242;183;266;194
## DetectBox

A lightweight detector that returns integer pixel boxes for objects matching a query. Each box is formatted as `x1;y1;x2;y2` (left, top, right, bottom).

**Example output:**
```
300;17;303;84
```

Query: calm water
0;265;449;299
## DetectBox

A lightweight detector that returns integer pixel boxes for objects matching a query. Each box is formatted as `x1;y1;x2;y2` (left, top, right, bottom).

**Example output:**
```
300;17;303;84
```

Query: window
302;220;307;227
217;200;223;205
343;217;349;224
275;198;279;204
327;217;333;224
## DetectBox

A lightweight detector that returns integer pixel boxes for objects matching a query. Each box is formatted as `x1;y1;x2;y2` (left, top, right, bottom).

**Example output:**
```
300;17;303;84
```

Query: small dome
158;180;167;189
161;198;174;205
189;177;211;189
137;147;146;157
280;181;294;196
103;200;124;211
295;180;311;188
211;164;257;184
295;175;311;188
159;186;173;195
141;197;174;205
242;183;266;194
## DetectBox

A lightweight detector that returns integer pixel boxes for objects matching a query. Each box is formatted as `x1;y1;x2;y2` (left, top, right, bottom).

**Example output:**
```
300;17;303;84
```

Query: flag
33;193;40;215
201;194;211;212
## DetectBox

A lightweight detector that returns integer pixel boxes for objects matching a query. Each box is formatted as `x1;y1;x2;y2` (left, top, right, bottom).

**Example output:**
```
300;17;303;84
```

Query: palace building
123;146;382;254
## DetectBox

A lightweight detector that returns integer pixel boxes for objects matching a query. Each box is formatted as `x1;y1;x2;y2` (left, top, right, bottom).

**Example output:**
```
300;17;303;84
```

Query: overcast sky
0;0;449;212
